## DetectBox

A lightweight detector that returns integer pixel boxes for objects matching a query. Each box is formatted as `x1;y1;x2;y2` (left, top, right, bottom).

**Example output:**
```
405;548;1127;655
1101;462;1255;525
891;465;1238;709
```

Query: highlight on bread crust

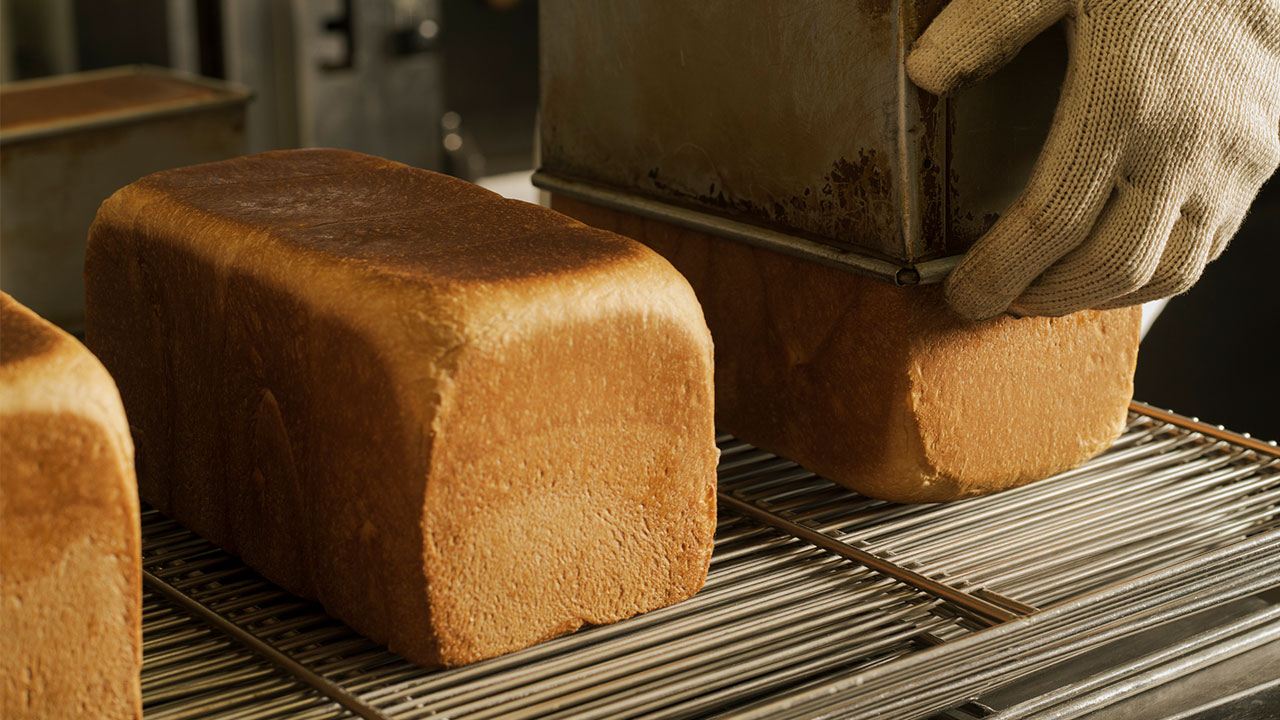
84;149;719;666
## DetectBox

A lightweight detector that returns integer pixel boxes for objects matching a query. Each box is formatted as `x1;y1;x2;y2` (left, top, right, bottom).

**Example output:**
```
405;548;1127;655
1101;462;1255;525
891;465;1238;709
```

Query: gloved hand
907;0;1280;320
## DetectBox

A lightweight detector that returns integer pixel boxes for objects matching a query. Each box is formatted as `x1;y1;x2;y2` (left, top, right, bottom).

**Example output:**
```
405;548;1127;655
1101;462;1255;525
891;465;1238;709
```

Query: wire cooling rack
139;402;1280;719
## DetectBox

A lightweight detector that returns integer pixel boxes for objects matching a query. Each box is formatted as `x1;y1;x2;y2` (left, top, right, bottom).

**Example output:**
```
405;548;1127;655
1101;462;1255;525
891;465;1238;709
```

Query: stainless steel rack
139;403;1280;719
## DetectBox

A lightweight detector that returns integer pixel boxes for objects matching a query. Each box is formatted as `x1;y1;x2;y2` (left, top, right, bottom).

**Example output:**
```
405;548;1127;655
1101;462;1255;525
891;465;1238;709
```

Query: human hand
907;0;1280;319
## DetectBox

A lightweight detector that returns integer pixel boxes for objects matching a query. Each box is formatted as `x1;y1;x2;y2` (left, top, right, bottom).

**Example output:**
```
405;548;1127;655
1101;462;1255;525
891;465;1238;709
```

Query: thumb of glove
907;0;1072;95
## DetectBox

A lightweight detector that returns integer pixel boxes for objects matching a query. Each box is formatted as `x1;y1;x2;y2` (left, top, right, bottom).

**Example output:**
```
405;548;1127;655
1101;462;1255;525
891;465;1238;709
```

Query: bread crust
1;293;141;720
552;195;1141;503
85;149;718;666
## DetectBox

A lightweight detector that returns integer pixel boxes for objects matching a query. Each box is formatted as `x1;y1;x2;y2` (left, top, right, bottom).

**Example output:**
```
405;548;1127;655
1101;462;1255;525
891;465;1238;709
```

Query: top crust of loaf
0;296;60;365
0;293;134;452
90;149;713;371
104;148;648;285
89;150;712;353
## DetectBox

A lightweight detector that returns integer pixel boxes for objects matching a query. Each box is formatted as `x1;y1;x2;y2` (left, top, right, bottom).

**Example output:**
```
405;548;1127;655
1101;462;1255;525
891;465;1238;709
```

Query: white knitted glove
907;0;1280;320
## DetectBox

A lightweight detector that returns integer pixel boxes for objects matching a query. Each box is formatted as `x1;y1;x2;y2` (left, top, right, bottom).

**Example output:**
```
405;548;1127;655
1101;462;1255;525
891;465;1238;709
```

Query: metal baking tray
138;402;1280;719
0;65;249;331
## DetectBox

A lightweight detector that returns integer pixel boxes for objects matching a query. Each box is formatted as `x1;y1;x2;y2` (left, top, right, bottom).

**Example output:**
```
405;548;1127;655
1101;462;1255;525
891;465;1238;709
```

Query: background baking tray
137;403;1279;719
0;65;249;331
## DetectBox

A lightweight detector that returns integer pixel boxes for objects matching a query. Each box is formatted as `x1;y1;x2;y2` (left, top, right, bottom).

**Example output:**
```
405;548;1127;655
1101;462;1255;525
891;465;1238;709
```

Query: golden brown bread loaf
84;149;718;666
0;292;141;719
552;196;1142;503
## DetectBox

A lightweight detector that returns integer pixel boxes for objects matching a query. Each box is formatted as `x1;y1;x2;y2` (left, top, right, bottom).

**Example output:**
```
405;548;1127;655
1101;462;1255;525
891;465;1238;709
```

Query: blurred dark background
1;0;539;179
1133;176;1280;441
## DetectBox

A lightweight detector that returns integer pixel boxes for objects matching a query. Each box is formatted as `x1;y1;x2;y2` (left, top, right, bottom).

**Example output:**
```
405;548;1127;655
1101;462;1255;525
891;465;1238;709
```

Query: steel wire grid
140;404;1280;719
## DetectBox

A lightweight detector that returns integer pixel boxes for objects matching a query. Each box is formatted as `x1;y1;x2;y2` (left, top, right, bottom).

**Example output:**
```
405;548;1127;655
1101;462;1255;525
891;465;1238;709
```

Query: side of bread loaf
0;292;141;720
85;149;717;666
422;257;718;662
552;195;1142;503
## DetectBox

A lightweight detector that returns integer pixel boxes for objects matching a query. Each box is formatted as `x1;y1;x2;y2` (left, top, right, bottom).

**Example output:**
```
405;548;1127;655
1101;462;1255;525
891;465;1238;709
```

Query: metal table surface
137;402;1280;719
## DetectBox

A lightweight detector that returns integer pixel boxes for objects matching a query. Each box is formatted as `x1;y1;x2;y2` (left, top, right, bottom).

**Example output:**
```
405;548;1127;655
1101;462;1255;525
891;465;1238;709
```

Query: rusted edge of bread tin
532;170;962;286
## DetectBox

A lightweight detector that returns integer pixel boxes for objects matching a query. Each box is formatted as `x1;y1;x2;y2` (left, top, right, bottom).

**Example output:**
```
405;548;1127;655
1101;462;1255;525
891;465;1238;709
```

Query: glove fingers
1094;212;1215;309
1008;176;1181;315
907;0;1072;95
945;110;1120;320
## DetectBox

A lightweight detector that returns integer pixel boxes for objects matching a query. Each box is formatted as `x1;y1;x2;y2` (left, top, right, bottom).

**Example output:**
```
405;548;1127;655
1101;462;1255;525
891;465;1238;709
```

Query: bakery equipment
0;65;248;330
533;0;1064;285
134;402;1279;718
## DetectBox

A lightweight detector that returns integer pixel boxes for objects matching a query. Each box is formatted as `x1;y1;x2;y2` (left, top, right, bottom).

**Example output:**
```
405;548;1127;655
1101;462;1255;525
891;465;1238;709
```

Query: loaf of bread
85;149;718;667
1;292;141;719
552;196;1142;503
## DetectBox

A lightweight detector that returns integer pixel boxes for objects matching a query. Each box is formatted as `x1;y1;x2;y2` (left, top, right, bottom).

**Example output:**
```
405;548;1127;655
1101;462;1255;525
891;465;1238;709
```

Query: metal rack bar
1129;400;1279;457
718;492;1029;624
987;606;1280;719
136;407;1280;718
143;571;385;720
721;531;1280;719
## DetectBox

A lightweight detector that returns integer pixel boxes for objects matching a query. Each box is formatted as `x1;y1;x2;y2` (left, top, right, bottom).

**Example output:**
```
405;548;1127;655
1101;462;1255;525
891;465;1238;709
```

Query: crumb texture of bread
0;292;141;720
85;149;718;666
552;195;1141;504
